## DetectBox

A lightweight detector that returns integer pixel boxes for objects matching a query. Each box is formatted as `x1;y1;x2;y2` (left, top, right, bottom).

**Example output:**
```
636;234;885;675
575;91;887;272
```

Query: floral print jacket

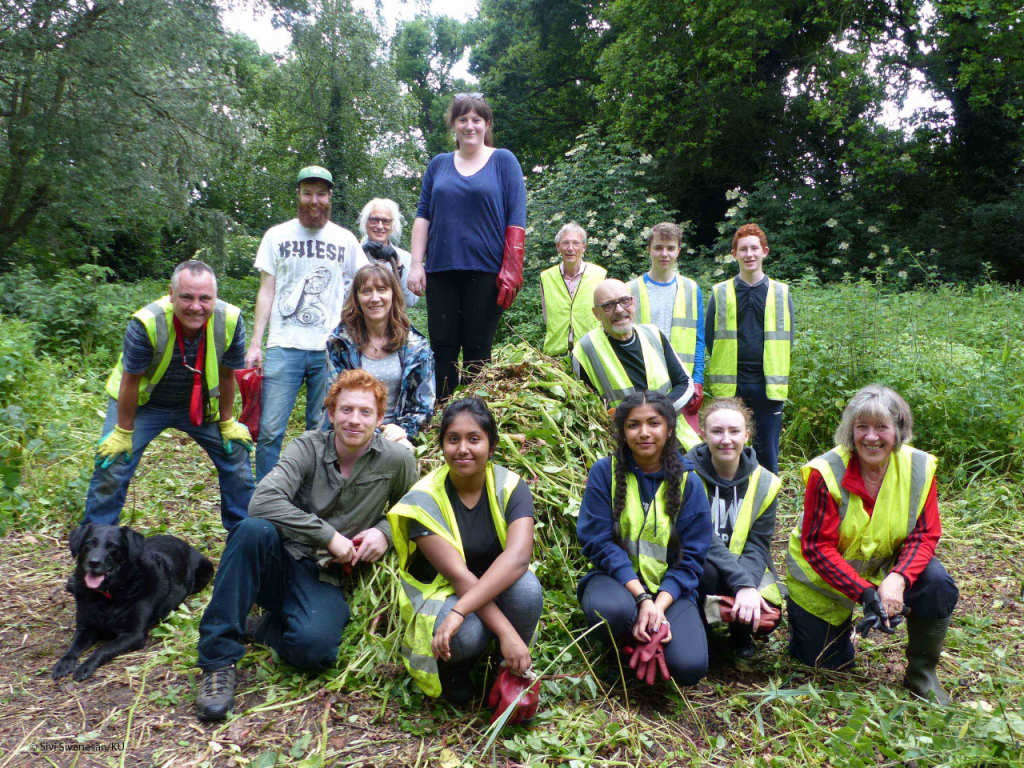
321;324;435;439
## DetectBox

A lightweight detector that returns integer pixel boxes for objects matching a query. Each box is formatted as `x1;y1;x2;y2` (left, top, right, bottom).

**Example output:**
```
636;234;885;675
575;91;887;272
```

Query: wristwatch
634;592;653;606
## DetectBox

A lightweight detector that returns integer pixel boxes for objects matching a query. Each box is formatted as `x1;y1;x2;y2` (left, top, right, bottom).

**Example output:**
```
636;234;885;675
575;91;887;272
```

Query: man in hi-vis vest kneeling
83;260;255;532
572;278;701;450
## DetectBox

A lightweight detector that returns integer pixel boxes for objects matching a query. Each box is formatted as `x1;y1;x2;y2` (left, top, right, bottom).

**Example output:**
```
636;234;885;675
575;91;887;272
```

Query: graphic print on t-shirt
710;490;739;546
279;265;333;327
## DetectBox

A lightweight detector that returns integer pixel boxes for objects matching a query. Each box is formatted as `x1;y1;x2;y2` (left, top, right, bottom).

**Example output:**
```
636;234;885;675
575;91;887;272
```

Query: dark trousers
197;518;350;671
738;385;783;474
697;560;779;637
425;269;504;399
579;573;708;685
788;557;959;670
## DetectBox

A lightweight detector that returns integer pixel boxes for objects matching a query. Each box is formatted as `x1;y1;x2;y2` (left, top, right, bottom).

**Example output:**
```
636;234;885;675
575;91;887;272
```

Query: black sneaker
196;665;237;722
729;628;757;660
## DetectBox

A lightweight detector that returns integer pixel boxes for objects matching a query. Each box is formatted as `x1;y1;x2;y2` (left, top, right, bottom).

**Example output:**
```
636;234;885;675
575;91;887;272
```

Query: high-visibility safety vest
388;463;522;697
706;278;792;400
627;275;700;375
611;458;692;592
104;296;242;421
572;325;701;450
786;445;937;625
699;465;783;606
541;262;607;356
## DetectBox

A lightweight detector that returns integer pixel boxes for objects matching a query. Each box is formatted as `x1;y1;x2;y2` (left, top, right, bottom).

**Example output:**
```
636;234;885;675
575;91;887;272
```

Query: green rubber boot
903;615;951;705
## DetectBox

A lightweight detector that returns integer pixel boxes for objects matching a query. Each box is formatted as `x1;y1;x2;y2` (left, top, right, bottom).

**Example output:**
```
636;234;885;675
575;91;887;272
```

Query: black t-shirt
578;328;691;405
408;476;534;582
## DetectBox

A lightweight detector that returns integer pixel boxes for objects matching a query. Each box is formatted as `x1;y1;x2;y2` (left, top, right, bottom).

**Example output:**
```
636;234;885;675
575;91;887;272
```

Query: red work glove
621;625;671;685
753;604;781;634
684;382;704;416
234;367;263;442
704;595;781;633
495;225;525;309
488;668;540;725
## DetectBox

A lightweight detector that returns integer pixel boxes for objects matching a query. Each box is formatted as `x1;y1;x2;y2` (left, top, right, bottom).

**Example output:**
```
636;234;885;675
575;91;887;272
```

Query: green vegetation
1;280;1022;766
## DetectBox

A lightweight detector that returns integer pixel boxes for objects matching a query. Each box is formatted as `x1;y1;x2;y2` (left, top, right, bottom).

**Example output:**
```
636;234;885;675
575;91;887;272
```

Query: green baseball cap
297;165;334;189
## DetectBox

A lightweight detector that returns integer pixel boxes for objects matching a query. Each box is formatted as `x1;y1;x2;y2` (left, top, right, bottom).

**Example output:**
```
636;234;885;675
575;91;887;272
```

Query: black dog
52;524;214;682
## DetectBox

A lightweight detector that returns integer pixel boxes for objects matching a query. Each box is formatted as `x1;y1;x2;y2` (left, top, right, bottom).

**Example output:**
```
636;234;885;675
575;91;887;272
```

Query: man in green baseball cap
246;163;367;482
297;165;334;189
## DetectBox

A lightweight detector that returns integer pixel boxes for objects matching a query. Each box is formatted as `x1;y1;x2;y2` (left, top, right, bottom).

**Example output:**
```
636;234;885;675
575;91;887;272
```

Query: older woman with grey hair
358;198;418;308
539;222;606;356
785;384;958;703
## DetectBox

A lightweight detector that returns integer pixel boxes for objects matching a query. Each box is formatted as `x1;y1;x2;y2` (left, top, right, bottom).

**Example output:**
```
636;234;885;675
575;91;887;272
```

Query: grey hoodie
684;444;777;595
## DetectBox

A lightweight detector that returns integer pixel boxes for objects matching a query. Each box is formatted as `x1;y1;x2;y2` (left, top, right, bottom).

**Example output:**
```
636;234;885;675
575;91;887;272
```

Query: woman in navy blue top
409;94;527;399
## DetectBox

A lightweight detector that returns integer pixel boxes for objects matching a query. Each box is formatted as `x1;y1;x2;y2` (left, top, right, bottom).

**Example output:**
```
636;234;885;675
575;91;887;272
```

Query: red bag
234;367;263;442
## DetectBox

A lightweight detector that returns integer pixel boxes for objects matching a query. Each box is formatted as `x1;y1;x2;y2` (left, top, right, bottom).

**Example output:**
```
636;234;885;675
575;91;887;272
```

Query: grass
1;280;1023;766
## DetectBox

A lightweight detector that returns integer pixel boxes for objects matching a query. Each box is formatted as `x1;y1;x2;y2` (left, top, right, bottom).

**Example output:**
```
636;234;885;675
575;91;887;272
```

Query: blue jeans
256;347;329;482
197;518;350;671
434;570;544;664
83;399;253;531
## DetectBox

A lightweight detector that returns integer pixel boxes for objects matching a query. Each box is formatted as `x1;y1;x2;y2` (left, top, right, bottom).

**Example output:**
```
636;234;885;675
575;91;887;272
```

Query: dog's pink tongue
85;573;106;590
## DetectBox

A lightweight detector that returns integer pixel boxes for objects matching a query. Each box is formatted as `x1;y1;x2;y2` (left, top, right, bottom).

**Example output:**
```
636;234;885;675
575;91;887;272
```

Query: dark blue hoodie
576;452;712;603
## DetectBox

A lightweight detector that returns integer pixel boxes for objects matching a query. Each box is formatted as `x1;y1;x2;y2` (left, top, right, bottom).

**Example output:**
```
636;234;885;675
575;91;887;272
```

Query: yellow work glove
219;418;254;454
96;426;134;469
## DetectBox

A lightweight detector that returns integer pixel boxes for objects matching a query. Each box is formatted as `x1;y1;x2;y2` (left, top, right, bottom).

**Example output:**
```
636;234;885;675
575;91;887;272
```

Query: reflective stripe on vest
541;263;607;356
104;296;241;419
387;463;521;696
703;465;784;606
572;324;671;408
627;276;699;373
612;458;686;593
786;445;937;625
707;278;792;400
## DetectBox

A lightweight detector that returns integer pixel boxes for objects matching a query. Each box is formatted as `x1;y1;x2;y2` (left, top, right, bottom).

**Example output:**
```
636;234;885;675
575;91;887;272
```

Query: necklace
365;335;389;357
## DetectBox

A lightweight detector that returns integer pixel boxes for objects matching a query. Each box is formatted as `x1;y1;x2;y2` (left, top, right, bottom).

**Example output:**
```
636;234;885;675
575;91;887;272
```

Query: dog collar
89;586;114;600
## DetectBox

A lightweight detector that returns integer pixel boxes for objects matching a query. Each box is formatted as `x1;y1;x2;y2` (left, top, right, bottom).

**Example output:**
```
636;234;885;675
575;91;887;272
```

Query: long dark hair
611;391;686;565
341;263;409;353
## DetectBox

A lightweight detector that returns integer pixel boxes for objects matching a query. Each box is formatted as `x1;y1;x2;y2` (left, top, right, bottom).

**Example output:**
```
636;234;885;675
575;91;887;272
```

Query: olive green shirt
249;429;418;581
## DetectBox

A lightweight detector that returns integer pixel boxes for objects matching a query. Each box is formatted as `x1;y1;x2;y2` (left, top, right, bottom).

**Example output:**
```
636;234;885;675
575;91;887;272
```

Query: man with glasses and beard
572;279;700;449
247;166;368;482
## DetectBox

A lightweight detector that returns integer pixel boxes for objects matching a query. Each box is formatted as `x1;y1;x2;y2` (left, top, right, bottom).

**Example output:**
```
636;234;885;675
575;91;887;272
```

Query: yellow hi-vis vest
706;278;792;400
572;325;701;450
105;296;242;421
541;262;607;356
786;445;937;625
612;458;692;592
388;463;521;697
700;465;784;606
627;275;700;376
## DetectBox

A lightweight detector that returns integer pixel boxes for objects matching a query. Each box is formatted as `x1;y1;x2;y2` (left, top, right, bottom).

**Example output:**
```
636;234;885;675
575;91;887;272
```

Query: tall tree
0;0;240;269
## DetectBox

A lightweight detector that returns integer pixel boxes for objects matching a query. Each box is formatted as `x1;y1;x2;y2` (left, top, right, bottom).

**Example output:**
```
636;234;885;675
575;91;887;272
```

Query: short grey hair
171;260;217;291
555;222;587;246
358;198;404;243
834;383;914;454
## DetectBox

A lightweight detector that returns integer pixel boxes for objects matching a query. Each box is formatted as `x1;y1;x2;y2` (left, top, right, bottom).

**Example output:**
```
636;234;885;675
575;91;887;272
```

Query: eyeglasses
367;217;393;226
598;296;634;313
558;240;584;247
455;92;484;101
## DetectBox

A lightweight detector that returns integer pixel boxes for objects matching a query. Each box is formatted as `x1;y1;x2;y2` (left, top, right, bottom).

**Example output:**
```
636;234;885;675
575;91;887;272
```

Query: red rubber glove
704;595;781;633
684;382;704;416
495;226;525;309
488;668;540;725
621;625;671;685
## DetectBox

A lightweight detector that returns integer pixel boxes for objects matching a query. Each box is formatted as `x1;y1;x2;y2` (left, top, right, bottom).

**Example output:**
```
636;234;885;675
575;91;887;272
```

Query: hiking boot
438;661;475;706
196;665;237;722
904;615;951;705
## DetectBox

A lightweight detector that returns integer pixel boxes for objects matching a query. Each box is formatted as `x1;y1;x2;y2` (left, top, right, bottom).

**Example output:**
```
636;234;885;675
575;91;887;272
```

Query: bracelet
450;608;465;618
634;592;653;606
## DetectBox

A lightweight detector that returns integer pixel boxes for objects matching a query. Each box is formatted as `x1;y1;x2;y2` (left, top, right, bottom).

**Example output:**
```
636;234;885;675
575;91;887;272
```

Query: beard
297;200;332;229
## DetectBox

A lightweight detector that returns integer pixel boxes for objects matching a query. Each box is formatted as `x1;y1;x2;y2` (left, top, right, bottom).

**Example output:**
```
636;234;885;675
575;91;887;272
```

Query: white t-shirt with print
254;219;368;350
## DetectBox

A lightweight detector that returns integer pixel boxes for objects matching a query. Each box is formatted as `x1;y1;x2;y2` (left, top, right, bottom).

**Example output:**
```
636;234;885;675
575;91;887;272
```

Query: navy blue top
122;317;246;410
576;453;712;603
415;149;527;274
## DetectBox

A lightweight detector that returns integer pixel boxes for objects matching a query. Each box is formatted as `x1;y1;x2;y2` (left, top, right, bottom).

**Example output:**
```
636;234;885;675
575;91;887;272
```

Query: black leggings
579;573;708;685
425;269;504;399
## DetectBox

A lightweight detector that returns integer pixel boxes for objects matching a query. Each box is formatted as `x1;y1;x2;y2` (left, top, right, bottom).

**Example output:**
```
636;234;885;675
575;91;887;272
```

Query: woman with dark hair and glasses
576;391;712;686
388;398;542;704
408;94;527;399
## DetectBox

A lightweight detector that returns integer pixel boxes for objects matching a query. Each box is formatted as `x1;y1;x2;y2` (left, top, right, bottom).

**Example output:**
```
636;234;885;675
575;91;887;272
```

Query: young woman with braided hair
576;391;712;685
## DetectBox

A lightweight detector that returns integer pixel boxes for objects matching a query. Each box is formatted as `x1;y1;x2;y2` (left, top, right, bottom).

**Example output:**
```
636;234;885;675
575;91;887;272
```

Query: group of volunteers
76;94;959;726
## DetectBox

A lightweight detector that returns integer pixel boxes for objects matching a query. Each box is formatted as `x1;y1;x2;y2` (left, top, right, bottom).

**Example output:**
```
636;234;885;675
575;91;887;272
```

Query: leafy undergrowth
2;344;1023;766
